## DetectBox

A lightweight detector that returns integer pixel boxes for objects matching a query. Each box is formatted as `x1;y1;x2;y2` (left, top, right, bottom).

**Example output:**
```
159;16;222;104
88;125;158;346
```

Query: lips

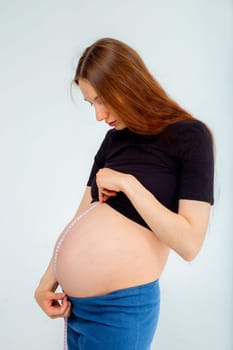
108;121;116;127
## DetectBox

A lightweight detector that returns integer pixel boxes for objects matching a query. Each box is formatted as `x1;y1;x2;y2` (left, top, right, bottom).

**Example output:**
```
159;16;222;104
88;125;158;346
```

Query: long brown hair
74;37;196;135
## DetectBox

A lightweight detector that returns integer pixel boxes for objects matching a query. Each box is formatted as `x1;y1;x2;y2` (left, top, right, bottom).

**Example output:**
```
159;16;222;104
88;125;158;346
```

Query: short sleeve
176;121;214;204
86;130;110;186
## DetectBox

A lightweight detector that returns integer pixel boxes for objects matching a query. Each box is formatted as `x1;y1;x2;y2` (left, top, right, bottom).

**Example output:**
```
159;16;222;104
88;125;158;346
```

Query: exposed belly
54;203;169;297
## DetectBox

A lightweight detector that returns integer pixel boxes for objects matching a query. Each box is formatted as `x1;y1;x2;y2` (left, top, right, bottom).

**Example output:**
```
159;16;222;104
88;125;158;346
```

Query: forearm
36;257;58;292
35;256;71;319
72;186;92;219
122;175;207;261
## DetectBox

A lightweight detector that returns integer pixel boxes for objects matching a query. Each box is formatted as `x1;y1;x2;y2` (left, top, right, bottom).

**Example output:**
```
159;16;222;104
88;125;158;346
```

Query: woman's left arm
96;169;211;261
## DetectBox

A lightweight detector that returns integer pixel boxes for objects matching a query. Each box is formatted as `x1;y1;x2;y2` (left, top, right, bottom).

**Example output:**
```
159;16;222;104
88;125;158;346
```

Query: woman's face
79;79;126;130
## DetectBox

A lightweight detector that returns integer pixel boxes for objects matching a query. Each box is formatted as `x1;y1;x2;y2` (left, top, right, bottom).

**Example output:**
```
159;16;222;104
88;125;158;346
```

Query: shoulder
165;119;211;139
163;119;213;160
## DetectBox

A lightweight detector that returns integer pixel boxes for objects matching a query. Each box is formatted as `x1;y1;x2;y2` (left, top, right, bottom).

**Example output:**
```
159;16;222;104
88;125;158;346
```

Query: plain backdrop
0;0;232;349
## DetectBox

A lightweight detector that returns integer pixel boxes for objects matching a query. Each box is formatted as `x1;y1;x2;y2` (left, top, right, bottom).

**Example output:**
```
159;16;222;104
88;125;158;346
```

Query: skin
79;79;127;131
35;78;211;318
35;187;92;318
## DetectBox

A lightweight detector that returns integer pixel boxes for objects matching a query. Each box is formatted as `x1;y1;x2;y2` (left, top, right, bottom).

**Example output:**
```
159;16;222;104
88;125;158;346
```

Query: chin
115;125;126;130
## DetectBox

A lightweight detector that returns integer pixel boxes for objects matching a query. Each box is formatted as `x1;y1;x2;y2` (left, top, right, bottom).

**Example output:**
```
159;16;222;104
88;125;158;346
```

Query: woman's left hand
96;168;128;203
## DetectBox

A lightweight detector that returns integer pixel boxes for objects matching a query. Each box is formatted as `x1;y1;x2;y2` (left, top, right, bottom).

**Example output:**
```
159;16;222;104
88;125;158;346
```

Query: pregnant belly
54;203;169;297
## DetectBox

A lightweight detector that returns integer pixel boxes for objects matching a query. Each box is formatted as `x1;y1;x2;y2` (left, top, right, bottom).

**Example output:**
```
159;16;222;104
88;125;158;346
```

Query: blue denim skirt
66;279;160;350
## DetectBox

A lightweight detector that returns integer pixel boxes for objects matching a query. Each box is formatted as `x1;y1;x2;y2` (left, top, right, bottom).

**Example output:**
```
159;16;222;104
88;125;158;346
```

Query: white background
0;1;232;349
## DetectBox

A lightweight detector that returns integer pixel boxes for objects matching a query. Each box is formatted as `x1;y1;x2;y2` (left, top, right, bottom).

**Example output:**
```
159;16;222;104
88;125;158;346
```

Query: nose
96;112;105;121
95;106;108;122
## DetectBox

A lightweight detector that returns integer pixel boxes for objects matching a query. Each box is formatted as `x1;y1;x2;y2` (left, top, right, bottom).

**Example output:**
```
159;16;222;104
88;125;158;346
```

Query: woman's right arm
34;258;71;318
34;186;92;318
72;186;92;219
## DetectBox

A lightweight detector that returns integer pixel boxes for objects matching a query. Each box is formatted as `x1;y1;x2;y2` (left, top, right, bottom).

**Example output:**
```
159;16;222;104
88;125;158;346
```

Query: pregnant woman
35;38;214;350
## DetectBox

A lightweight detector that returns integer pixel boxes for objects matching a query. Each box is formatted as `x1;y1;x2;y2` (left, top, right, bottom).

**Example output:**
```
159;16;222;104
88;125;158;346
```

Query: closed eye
84;96;104;106
83;99;93;107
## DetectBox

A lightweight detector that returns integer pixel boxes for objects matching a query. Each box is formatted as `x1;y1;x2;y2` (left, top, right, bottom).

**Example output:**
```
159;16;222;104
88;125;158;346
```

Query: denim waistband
67;278;159;305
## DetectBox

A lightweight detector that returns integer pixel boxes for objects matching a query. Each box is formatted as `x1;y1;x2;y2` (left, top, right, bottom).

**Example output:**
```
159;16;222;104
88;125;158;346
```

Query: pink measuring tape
53;202;99;350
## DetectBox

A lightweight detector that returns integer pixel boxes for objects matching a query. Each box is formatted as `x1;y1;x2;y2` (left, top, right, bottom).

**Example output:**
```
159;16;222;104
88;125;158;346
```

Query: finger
48;292;66;300
98;188;105;203
58;296;68;312
102;190;117;196
99;188;117;201
102;193;110;202
50;298;71;319
46;292;67;310
63;301;72;318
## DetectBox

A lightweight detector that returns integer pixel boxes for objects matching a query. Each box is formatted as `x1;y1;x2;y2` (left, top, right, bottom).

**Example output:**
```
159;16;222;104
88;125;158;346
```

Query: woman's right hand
35;288;71;319
35;258;71;319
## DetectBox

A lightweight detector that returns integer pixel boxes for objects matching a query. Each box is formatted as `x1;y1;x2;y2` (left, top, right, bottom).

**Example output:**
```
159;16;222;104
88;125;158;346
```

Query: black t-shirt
87;119;214;229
